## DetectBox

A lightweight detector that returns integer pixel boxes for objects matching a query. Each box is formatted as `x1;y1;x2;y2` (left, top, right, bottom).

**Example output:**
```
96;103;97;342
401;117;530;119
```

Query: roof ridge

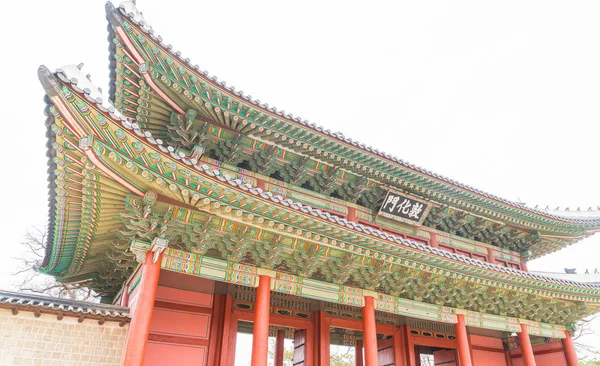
0;289;129;314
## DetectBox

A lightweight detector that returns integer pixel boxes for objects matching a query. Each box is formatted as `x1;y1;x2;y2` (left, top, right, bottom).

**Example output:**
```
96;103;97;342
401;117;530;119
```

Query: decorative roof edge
107;0;600;227
41;92;57;271
40;63;600;293
0;290;130;319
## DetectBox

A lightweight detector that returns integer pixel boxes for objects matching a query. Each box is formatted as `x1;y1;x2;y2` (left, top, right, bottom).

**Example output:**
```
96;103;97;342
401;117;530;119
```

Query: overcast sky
1;0;599;353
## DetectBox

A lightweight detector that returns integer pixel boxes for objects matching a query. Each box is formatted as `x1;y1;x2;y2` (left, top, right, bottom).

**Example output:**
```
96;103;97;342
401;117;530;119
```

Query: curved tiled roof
41;63;600;292
108;0;600;227
0;290;130;319
41;94;57;269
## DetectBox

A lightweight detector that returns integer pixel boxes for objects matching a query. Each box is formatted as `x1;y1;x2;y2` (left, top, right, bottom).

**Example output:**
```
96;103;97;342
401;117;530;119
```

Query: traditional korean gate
292;329;307;366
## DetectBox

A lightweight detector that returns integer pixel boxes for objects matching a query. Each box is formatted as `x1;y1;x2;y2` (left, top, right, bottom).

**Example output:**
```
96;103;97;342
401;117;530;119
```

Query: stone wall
0;308;128;366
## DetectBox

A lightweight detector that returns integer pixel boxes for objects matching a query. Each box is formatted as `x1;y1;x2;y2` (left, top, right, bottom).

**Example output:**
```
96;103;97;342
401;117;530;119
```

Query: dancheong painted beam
34;1;597;365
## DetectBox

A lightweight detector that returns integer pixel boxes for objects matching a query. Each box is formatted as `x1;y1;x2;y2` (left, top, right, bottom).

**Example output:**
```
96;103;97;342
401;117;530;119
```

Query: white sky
0;0;599;353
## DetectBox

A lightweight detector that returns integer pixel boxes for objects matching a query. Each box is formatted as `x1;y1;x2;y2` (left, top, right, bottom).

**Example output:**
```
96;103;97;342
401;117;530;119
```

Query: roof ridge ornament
533;204;600;218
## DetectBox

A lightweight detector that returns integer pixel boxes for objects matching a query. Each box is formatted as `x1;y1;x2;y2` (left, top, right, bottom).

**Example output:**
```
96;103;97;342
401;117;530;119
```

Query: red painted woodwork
327;315;397;335
531;351;566;366
414;347;421;366
409;336;457;350
149;308;210;337
531;342;566;365
505;351;513;366
306;320;315;366
407;236;429;246
466;333;475;364
377;337;395;366
293;329;307;366
153;300;213;314
405;326;416;366
455;314;473;366
219;295;234;366
392;328;407;366
251;275;272;366
225;312;239;366
562;331;579;366
472;253;488;262
433;349;456;366
129;285;140;312
457;249;473;258
123;251;162;366
470;334;504;349
121;284;130;307
207;295;225;366
440;245;456;253
275;329;285;366
144;342;206;366
155;286;213;307
429;233;440;248
487;247;497;265
144;285;215;366
158;270;216;293
234;308;314;329
470;335;507;366
510;341;567;366
318;311;331;366
356;339;364;366
520;257;529;272
363;296;379;366
518;324;536;366
347;207;357;222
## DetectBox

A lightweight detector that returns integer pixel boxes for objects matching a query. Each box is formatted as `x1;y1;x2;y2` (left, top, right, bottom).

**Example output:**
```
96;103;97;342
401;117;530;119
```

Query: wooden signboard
377;190;431;226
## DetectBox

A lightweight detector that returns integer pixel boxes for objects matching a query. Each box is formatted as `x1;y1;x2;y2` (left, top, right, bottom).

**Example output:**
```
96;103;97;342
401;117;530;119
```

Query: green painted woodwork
151;243;570;338
37;73;600;327
36;2;600;331
105;14;600;258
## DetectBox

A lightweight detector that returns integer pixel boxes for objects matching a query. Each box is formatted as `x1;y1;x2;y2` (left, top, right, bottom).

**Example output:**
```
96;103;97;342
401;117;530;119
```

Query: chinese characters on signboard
377;191;430;225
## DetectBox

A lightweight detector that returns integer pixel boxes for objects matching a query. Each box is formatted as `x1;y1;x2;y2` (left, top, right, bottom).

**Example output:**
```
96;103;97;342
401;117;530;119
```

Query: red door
293;329;307;366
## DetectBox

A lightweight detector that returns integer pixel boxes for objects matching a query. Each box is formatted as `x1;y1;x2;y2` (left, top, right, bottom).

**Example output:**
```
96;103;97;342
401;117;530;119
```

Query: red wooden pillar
123;251;162;366
487;247;497;265
225;312;239;366
257;179;266;191
562;331;579;366
392;328;406;366
518;324;536;366
275;329;286;366
306;320;315;366
220;295;234;366
455;314;473;366
429;233;440;249
356;339;364;366
363;296;379;366
208;295;228;365
347;207;357;222
467;334;476;365
318;311;331;366
405;325;416;366
121;284;130;307
251;275;271;366
520;257;529;272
